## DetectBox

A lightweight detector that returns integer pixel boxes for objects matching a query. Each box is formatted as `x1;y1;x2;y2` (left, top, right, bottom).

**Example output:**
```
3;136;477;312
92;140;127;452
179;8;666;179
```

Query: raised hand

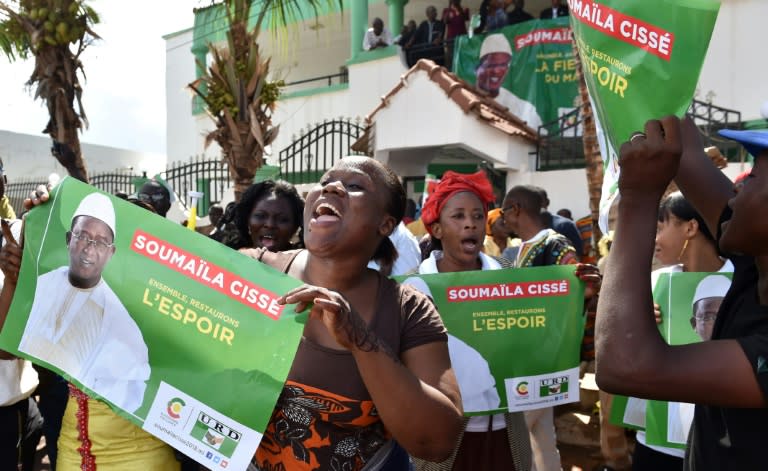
279;284;388;356
23;185;50;210
618;116;683;199
0;220;23;285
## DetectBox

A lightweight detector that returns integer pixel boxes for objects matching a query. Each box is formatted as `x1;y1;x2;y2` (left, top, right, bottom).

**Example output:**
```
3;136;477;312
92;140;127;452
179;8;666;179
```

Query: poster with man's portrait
610;270;733;448
0;178;306;470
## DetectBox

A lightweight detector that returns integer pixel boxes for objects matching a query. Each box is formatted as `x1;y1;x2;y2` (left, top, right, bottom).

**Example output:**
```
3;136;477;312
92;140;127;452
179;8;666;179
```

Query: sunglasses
137;192;167;203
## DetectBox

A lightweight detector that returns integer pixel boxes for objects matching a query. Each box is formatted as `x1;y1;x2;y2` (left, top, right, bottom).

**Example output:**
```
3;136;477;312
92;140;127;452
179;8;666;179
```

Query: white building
0;130;164;181
164;0;766;219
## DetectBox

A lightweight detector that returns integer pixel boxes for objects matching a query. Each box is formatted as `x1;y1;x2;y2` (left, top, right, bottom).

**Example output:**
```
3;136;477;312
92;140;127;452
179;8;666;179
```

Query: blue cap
718;129;768;158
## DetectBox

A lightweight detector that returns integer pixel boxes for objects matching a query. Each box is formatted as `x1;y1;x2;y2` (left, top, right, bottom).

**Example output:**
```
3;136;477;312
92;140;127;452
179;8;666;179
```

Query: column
192;45;208;114
350;0;369;59
386;0;408;36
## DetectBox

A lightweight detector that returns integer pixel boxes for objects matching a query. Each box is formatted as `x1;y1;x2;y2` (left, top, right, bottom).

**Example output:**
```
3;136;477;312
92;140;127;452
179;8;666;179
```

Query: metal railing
6;158;232;217
283;70;349;94
686;99;744;162
164;158;231;213
536;99;745;170
278;119;365;184
536;106;586;170
6;177;48;214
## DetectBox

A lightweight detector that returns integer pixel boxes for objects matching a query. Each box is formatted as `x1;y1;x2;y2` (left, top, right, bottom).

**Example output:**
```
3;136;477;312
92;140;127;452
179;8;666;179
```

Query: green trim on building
254;164;282;182
281;170;327;185
191;1;389;51
743;119;768;130
346;45;397;65
282;83;349;99
411;164;480;192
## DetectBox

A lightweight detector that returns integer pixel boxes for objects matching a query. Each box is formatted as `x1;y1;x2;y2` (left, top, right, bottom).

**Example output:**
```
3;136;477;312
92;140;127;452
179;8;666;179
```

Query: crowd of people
366;0;568;70
0;119;766;471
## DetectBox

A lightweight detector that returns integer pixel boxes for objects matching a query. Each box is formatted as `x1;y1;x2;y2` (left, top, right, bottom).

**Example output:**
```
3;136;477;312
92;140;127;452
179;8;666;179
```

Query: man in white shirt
363;18;393;51
20;192;150;413
475;34;543;131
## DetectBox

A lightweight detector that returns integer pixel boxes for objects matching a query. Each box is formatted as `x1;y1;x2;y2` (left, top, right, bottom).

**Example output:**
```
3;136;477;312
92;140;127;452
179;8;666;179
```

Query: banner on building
454;17;579;134
396;265;585;414
567;0;720;232
0;178;306;471
610;270;732;448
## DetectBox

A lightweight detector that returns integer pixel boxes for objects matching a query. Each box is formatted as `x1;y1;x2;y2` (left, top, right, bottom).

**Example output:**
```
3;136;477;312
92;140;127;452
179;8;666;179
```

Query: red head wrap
420;170;496;235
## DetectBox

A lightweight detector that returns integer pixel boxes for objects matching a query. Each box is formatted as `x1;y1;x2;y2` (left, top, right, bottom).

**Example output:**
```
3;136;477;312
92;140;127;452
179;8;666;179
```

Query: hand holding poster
0;178;306;470
567;0;720;231
610;270;733;448
397;265;585;414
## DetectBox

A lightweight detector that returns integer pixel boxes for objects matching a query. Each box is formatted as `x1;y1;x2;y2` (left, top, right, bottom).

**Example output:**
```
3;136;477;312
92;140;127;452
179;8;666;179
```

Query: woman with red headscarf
411;170;533;471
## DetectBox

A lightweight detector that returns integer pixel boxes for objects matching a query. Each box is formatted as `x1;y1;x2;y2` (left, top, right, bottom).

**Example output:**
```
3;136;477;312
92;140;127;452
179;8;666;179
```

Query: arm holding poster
596;116;764;408
0;190;182;469
248;156;463;469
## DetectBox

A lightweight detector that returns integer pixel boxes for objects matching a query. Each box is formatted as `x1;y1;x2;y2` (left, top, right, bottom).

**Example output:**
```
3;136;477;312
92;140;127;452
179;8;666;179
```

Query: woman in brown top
3;157;462;471
247;156;463;470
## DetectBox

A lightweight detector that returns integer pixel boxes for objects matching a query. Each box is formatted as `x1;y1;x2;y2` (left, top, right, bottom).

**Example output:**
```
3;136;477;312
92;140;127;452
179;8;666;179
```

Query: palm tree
0;0;100;183
189;0;340;201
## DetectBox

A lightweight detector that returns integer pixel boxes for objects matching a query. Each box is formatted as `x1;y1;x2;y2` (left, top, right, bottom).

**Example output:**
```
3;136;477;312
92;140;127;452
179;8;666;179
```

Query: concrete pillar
350;0;369;59
192;45;208;113
386;0;409;35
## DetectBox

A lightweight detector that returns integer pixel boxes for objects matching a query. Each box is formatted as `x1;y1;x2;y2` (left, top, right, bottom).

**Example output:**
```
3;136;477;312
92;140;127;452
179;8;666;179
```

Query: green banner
567;0;720;231
454;17;579;133
396;265;585;414
610;270;732;448
0;178;306;470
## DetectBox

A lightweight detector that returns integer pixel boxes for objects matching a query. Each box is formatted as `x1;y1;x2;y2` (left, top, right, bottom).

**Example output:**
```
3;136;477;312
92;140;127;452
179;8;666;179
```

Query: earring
677;239;689;261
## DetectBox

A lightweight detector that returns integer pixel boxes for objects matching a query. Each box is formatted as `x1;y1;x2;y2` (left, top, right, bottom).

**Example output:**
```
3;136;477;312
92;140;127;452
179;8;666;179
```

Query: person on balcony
540;0;568;19
507;0;534;25
442;0;469;68
475;34;543;131
407;6;446;66
363;17;393;51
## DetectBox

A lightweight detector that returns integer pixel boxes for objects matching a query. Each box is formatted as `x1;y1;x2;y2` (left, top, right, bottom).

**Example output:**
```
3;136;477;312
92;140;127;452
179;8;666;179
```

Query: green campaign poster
610;270;732;447
645;271;732;448
396;265;585;414
453;17;579;133
566;0;720;232
0;178;306;470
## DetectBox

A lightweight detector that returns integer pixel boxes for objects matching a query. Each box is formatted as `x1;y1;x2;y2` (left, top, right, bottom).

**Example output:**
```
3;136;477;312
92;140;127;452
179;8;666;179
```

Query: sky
0;1;207;155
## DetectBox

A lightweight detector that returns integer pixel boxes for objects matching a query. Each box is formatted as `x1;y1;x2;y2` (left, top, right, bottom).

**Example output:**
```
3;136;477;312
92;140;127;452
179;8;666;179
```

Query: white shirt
20;267;151;412
417;250;507;432
495;88;544;132
363;27;393;50
0;219;38;407
367;221;422;276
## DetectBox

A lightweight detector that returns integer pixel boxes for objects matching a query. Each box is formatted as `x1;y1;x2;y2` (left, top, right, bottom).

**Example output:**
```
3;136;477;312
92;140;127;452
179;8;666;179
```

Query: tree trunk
37;45;90;183
571;41;604;244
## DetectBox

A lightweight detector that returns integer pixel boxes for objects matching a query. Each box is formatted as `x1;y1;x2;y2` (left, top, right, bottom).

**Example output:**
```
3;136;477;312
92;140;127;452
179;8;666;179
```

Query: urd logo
539;376;569;397
190;412;242;458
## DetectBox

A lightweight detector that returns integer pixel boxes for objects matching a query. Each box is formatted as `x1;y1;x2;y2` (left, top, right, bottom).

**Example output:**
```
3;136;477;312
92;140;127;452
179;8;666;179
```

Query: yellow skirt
57;385;180;470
